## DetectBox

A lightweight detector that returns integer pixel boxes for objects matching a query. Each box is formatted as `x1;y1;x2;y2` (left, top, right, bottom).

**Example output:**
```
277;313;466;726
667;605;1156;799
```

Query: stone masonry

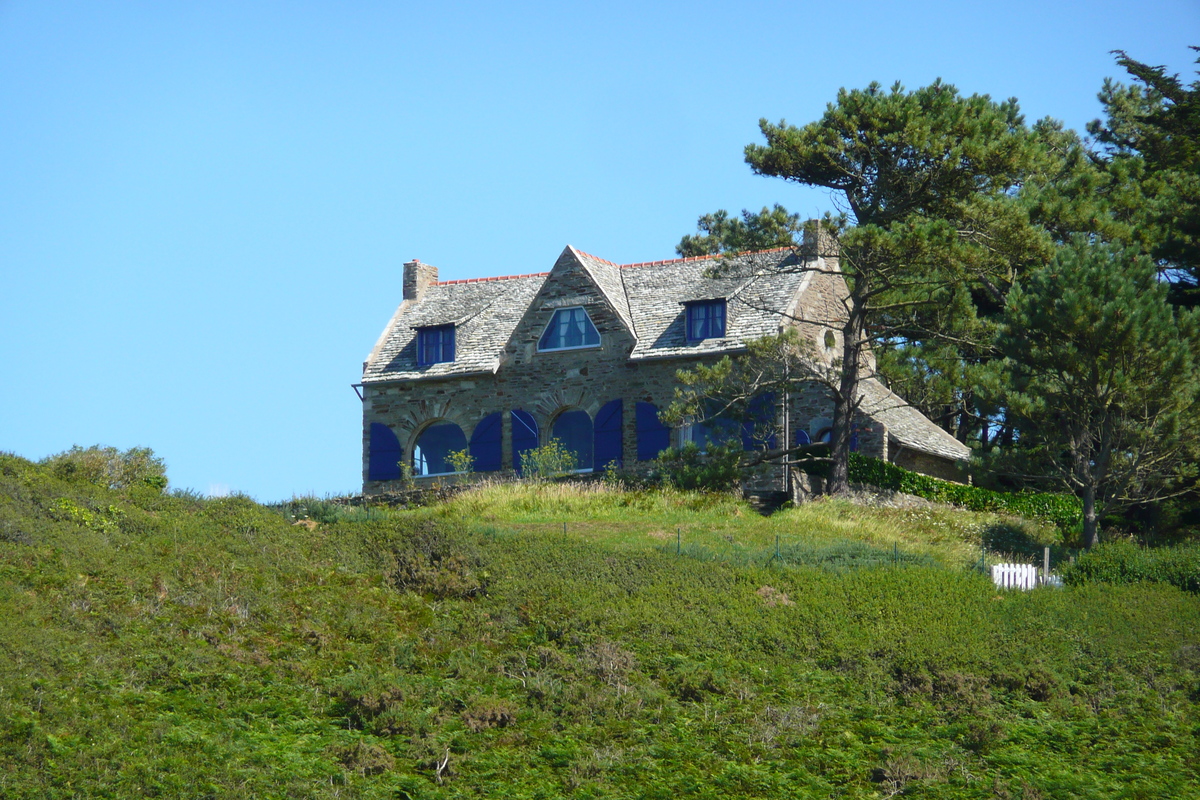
360;234;971;494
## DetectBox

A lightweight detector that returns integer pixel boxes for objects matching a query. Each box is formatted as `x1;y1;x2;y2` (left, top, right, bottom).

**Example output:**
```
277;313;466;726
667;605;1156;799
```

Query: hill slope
2;455;1199;798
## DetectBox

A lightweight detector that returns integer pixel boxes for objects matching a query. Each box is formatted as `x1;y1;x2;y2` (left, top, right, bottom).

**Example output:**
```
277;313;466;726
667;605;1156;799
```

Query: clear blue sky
2;1;1196;500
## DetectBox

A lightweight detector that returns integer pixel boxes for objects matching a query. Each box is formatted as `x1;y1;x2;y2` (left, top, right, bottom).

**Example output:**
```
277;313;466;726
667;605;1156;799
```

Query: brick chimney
801;221;840;270
403;259;438;301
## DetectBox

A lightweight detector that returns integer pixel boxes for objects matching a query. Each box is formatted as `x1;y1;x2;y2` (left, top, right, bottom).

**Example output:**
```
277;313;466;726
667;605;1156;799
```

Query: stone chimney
800;221;840;270
403;259;438;301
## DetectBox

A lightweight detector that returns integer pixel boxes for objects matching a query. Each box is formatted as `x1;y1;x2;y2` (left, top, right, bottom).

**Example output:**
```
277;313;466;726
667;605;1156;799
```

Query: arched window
680;417;739;452
552;409;593;471
741;393;777;451
413;422;468;477
593;399;623;470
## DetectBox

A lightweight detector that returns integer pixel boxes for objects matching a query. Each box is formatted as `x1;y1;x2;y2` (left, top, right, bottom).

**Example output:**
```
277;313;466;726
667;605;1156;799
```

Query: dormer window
417;324;455;366
686;300;726;341
539;307;600;351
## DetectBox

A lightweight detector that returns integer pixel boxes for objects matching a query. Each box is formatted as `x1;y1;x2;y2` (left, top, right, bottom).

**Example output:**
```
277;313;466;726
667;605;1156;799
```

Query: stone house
359;234;970;493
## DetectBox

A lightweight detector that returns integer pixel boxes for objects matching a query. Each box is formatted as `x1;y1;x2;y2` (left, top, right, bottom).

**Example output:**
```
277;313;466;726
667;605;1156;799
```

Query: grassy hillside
2;454;1199;798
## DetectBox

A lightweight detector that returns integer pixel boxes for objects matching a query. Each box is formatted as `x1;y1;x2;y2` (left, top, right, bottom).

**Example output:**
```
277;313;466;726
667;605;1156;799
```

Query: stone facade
360;238;972;494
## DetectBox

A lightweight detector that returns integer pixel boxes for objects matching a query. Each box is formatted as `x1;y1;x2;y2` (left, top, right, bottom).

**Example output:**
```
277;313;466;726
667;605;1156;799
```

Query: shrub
520;439;577;480
273;495;344;525
41;445;168;491
446;448;475;478
388;519;489;598
1060;540;1200;593
652;441;741;492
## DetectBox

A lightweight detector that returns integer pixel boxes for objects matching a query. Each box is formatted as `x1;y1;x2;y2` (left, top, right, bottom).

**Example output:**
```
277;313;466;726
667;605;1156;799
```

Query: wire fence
656;531;939;572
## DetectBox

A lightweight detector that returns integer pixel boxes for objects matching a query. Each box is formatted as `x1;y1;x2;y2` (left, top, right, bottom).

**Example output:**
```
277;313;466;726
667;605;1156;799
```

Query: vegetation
847;454;1081;532
4;451;1200;798
519;439;579;481
1062;540;1200;594
675;48;1200;545
993;237;1200;546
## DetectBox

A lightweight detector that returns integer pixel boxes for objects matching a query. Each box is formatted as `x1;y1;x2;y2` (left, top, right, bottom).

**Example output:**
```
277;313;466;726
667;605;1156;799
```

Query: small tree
520;439;578;481
994;237;1200;547
42;445;168;491
662;329;829;475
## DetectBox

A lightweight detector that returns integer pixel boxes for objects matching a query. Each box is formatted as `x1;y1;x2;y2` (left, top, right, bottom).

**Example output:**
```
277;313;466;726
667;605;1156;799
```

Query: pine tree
695;81;1050;493
996;237;1200;547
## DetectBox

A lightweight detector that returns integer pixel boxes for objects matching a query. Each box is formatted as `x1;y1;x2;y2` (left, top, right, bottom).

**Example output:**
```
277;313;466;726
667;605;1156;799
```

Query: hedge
845;453;1081;530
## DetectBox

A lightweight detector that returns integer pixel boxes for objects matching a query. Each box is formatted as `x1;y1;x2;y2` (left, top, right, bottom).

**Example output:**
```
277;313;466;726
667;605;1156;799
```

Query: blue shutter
850;431;859;452
636;402;671;461
741;393;777;451
368;422;402;481
796;429;811;446
593;399;623;469
510;409;538;474
444;327;455;363
469;412;502;472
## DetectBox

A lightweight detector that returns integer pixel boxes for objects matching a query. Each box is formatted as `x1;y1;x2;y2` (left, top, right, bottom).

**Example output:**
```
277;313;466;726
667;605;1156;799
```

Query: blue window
593;399;623;470
417;325;455;366
413;422;468;476
539;307;600;351
469;412;502;472
686;300;726;341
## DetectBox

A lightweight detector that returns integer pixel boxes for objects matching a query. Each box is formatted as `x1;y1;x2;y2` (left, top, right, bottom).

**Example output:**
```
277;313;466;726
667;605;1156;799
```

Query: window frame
685;299;727;342
537;306;602;352
416;324;456;366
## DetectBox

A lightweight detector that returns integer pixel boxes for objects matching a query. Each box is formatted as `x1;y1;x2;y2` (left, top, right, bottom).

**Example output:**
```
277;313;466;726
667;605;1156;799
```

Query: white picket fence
990;563;1063;590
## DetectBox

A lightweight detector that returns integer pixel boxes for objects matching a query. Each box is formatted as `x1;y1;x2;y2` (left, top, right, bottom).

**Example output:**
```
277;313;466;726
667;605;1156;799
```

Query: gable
500;246;639;364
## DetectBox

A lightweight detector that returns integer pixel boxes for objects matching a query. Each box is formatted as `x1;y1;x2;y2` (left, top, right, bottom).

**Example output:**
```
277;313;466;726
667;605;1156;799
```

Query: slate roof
610;249;806;361
362;273;547;382
858;377;973;462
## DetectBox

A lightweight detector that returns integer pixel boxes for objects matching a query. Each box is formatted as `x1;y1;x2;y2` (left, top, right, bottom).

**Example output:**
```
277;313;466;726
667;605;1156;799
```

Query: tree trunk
828;302;867;495
1082;482;1099;549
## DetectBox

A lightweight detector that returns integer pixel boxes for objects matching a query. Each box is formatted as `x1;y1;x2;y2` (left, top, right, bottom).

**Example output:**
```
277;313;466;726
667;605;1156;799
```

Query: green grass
437;479;1060;569
2;454;1198;798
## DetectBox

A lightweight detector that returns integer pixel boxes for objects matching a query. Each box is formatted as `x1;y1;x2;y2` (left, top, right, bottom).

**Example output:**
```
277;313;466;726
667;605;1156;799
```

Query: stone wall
891;446;967;483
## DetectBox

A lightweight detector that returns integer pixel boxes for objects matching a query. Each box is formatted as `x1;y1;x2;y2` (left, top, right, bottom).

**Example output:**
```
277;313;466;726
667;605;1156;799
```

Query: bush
520;439;577;480
387;519;489;598
40;445;168;491
652;441;741;492
1060;540;1200;593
